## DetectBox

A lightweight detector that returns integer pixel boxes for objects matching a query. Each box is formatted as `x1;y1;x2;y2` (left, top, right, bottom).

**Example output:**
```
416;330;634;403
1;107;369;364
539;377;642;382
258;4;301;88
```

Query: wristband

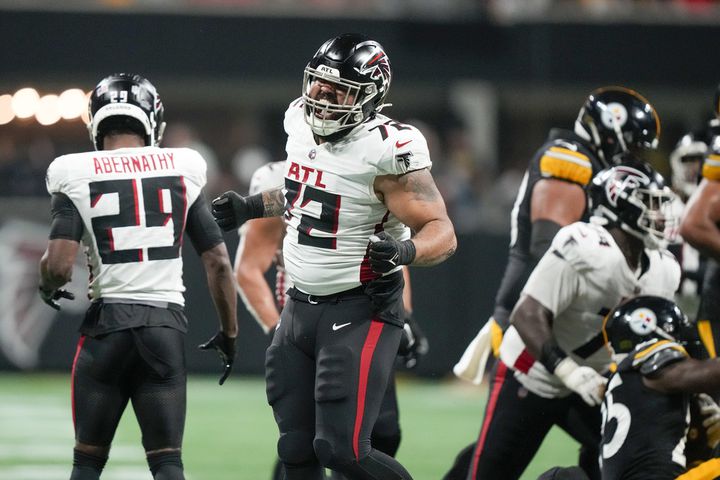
245;193;266;219
539;340;567;373
398;240;417;265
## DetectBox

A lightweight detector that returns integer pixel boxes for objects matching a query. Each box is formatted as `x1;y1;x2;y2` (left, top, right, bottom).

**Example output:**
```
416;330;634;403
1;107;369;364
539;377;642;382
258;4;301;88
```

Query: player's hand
198;331;236;385
211;191;252;231
553;357;607;406
38;286;75;310
368;232;416;274
698;393;720;448
397;314;429;369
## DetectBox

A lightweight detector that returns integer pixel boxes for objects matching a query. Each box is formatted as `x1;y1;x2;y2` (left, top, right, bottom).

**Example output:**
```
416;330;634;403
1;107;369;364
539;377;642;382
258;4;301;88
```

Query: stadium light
11;88;39;119
59;88;87;120
0;95;14;125
35;94;62;126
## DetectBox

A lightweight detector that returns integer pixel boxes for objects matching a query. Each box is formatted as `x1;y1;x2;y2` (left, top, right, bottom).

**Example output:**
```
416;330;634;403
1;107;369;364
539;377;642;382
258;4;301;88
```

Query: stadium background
2;1;720;478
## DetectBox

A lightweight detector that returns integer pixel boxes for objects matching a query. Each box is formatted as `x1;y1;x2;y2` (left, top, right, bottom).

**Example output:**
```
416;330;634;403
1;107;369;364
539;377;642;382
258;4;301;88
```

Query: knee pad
313;437;354;472
277;431;316;466
147;450;183;480
315;345;352;402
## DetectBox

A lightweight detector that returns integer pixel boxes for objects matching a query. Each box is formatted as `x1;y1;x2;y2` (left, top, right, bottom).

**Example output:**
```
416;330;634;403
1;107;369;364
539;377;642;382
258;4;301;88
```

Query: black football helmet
575;86;660;166
670;131;707;199
588;153;676;249
88;73;165;150
303;33;392;138
603;295;701;357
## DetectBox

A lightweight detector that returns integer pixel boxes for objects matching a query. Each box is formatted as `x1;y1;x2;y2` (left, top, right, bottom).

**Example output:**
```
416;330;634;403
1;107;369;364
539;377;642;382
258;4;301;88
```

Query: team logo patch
600;102;628;130
308;149;316;160
395;151;413;169
628;307;657;336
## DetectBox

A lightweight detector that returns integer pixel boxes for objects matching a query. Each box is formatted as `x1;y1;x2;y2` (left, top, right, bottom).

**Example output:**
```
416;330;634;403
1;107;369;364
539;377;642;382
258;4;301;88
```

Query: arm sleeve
49;193;83;241
529;219;562;262
186;194;225;254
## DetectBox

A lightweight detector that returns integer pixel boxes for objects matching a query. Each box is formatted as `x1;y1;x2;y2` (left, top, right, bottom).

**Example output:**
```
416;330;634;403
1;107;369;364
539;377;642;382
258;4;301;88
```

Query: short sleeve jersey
45;147;207;305
499;221;681;396
281;98;430;295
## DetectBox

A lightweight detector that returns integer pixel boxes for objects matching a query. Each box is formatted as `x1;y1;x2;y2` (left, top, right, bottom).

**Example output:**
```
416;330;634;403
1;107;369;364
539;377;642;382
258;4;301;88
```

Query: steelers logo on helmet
600;102;629;130
628;307;657;336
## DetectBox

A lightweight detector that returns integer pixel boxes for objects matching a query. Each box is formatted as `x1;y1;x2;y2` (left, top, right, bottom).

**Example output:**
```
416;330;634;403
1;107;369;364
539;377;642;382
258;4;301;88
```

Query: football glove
698;393;720;449
198;331;236;385
553;357;607;406
38;286;75;310
211;191;263;232
368;232;416;274
397;314;429;369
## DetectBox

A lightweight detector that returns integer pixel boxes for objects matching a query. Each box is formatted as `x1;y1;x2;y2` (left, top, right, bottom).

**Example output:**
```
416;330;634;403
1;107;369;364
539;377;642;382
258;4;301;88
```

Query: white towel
453;320;493;385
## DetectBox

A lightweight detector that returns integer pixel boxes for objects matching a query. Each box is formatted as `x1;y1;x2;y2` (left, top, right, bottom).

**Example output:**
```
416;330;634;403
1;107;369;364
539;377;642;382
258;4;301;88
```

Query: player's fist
199;331;236;385
39;286;75;310
368;232;416;274
212;191;263;231
397;314;429;369
553;357;607;406
698;393;720;449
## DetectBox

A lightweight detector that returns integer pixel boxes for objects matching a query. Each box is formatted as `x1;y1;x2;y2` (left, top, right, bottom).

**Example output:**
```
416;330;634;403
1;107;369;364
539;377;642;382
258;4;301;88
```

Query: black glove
368;232;416;274
198;331;236;385
39;286;75;310
397;314;429;369
211;191;264;232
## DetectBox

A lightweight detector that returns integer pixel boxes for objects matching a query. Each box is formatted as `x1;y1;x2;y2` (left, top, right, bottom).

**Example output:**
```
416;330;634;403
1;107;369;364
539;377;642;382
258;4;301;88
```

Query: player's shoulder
249;161;285;195
284;97;306;131
702;150;720;181
360;114;431;174
534;132;595;186
551;222;621;270
46;151;94;192
627;339;689;375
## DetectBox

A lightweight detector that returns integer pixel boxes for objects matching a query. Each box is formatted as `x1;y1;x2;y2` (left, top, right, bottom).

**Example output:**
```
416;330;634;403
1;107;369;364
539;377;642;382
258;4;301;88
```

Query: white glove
698;393;720;449
553;357;607;406
453;320;494;385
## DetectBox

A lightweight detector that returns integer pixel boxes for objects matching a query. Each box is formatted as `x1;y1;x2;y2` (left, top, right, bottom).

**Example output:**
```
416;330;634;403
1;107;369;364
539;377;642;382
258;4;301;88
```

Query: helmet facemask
303;65;380;138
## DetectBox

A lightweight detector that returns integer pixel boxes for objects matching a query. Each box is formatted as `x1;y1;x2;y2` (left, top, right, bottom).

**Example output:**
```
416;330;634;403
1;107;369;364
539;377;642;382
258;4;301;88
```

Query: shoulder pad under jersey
538;139;593;186
702;152;720;181
631;339;688;376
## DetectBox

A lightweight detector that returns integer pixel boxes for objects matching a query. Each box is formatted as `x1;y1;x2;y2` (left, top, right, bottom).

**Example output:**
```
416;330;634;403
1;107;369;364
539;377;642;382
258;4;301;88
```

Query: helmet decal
600;102;628;130
628;307;657;336
355;42;391;86
605;166;648;207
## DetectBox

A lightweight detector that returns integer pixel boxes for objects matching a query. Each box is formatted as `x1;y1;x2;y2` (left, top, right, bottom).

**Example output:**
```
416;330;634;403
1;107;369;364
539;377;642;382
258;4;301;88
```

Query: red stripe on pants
470;360;508;480
353;319;385;460
70;335;86;430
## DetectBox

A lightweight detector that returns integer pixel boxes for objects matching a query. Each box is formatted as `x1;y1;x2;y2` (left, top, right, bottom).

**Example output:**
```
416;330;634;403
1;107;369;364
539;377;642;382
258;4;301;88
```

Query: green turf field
0;373;579;480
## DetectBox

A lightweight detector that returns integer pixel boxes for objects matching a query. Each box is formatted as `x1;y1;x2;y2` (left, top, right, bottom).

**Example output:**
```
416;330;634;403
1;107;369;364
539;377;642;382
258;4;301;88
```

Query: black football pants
266;290;412;480
71;326;186;453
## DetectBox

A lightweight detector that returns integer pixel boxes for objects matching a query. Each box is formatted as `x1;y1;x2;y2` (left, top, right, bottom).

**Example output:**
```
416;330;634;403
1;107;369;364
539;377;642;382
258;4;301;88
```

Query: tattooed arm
374;168;456;266
261;187;286;217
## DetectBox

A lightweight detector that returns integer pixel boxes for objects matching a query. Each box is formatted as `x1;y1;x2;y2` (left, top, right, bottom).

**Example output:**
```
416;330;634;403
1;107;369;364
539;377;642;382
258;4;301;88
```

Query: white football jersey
281;98;430;295
499;220;681;398
45;147;207;305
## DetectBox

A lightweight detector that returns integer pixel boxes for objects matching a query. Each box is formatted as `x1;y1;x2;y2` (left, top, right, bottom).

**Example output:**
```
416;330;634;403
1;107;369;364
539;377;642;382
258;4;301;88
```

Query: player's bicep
530;178;587;224
376;168;450;231
186;195;224;255
237;217;283;274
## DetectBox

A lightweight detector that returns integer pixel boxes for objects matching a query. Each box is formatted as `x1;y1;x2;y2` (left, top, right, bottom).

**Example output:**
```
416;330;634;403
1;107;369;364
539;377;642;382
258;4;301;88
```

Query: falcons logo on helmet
605;166;647;207
355;43;391;88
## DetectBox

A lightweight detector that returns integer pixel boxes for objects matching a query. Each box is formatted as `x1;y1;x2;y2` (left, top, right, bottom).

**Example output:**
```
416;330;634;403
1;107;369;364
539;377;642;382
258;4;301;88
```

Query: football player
38;73;238;480
447;87;662;478
463;157;681;480
601;296;720;479
213;33;456;480
233;161;428;480
681;93;720;362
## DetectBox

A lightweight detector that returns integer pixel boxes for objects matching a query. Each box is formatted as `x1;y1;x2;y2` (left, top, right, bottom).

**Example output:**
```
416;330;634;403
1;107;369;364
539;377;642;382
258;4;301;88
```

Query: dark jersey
492;129;604;327
600;340;690;480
